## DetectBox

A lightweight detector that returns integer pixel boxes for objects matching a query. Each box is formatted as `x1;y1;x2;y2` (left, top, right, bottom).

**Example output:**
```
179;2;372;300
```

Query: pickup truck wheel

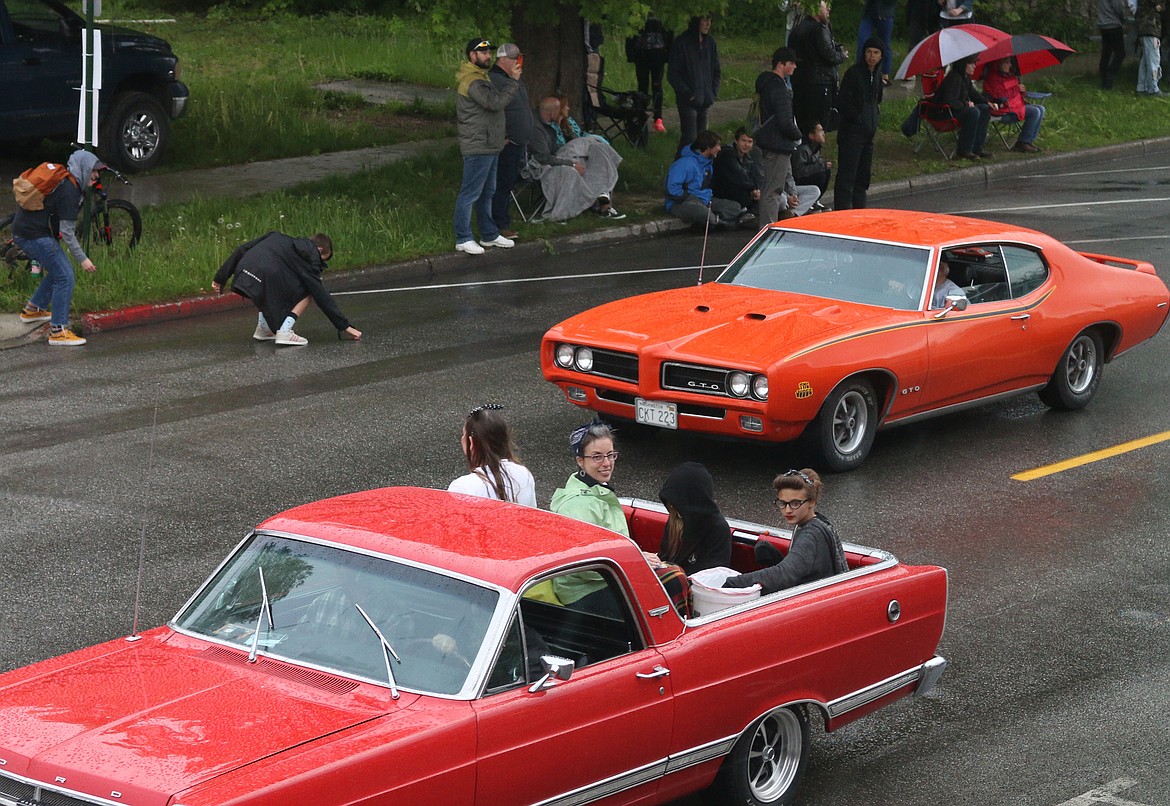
1038;330;1103;410
101;92;170;173
804;378;877;472
712;705;809;805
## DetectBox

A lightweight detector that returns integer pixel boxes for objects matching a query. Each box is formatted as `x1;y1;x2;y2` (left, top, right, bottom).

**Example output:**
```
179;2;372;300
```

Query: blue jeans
1137;36;1162;93
454;154;500;244
857;15;895;77
15;236;75;327
998;104;1045;144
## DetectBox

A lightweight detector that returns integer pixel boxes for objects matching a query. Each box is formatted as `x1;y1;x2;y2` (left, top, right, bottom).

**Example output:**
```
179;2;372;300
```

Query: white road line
949;196;1170;215
1054;778;1153;806
333;264;721;296
1017;165;1170;179
1065;235;1170;245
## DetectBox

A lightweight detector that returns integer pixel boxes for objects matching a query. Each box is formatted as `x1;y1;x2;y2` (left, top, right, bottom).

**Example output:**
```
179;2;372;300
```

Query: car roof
258;486;636;591
774;208;1051;249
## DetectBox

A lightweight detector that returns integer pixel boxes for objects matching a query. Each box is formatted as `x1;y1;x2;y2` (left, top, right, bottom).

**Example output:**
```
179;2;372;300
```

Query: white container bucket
688;567;762;617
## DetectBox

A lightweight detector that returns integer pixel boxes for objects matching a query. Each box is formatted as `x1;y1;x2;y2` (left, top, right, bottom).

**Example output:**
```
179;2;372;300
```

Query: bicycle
1;162;143;287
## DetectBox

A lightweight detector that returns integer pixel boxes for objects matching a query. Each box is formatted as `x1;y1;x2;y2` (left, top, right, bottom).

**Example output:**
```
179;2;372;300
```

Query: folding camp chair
510;169;547;224
911;69;960;160
988;109;1022;148
585;52;650;148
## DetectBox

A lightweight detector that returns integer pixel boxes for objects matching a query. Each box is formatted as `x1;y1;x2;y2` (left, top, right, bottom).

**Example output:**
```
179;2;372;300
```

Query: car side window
485;568;644;694
7;0;68;41
943;245;1010;305
1003;246;1049;298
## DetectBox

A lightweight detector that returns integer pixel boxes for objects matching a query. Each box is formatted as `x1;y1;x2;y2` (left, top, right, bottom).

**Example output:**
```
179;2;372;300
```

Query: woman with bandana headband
722;468;848;594
447;404;537;506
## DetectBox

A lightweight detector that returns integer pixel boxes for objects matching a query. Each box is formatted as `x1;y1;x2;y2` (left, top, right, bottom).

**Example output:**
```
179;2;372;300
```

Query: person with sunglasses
722;468;848;594
447;404;536;506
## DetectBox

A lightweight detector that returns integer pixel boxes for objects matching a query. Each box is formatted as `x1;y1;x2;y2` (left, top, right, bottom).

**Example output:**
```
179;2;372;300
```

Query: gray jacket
528;113;576;169
455;60;519;155
1098;0;1130;27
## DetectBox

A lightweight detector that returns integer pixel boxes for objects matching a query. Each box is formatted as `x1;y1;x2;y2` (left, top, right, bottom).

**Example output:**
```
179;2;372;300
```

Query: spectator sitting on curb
665;130;755;229
212;231;362;346
713;126;765;215
793;121;833;211
528;95;625;221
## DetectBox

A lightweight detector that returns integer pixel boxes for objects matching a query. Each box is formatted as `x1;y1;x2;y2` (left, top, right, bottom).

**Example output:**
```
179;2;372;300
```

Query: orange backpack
12;163;79;211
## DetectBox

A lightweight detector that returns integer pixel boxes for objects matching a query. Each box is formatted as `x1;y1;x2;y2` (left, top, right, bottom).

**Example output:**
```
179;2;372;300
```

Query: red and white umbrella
894;24;1011;80
974;33;1076;77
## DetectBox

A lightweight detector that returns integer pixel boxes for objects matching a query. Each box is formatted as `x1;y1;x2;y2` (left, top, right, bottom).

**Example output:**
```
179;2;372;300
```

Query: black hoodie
836;35;885;136
657;462;733;574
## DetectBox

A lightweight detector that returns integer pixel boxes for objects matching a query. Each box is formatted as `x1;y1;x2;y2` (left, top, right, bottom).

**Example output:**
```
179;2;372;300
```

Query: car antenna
697;199;712;285
126;389;159;643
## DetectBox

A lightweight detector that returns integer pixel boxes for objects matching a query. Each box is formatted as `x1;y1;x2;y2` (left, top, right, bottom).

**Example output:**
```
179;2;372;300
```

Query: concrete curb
5;136;1169;346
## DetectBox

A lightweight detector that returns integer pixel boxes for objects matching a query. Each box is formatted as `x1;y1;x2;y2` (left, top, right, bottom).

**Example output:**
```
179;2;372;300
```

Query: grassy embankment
1;8;1164;314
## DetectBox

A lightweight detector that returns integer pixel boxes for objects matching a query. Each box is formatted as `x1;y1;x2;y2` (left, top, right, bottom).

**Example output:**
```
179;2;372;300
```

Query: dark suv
0;0;188;172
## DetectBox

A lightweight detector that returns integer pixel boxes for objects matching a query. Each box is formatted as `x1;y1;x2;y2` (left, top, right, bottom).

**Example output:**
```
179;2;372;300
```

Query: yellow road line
1013;430;1170;481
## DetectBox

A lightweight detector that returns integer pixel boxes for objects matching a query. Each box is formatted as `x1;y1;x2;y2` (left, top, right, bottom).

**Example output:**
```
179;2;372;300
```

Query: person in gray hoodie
1098;0;1131;88
11;149;103;346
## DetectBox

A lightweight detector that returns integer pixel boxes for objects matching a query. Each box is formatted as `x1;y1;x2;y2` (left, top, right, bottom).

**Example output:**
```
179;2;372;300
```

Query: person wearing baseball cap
488;43;532;240
454;36;522;255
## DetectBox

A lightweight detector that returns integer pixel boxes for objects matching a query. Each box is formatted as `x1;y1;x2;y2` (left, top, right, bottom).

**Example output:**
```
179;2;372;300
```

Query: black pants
834;124;873;210
1099;26;1125;88
634;56;667;119
793;81;836;135
490;141;525;231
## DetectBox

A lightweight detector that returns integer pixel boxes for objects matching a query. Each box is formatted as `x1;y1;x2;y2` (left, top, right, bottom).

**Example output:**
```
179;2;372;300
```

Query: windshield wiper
355;603;401;699
247;566;274;663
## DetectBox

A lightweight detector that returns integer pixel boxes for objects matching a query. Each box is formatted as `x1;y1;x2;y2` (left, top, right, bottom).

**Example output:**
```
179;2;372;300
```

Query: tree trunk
510;4;585;116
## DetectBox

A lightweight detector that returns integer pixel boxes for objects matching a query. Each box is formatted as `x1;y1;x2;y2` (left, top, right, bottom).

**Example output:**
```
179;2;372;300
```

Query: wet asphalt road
2;146;1169;806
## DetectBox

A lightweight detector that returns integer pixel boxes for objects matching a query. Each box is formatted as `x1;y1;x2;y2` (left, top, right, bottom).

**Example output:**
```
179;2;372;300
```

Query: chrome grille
589;349;638;383
0;773;108;806
662;362;732;397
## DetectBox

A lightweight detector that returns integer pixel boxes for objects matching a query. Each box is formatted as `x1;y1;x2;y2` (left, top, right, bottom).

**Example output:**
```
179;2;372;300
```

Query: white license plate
635;398;678;429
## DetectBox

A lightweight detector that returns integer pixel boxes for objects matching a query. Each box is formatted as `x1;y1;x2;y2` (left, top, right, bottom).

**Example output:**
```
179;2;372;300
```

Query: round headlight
575;346;595;372
728;371;750;397
555;343;575;368
752;374;769;401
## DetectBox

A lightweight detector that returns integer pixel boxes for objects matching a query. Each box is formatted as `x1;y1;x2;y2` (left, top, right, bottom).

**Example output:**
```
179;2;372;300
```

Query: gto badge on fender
795;381;813;399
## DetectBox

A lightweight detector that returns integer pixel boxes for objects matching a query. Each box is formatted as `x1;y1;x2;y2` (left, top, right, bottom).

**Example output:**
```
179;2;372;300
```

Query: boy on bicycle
12;150;103;346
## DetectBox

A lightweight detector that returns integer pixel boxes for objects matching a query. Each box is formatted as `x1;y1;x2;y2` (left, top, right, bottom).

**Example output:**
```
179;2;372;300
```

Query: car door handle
1010;314;1030;321
636;665;670;679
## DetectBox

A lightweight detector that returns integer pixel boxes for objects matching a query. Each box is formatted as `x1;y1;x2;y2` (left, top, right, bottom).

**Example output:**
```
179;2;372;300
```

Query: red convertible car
0;487;947;806
542;209;1169;470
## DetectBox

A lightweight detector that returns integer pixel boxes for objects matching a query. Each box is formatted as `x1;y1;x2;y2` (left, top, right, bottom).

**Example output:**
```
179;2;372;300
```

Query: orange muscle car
542;210;1169;470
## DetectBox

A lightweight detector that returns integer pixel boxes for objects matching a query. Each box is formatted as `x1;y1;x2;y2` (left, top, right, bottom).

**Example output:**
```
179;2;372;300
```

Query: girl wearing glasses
550;420;628;536
448;404;537;507
547;421;629;615
722;468;848;594
657;462;732;575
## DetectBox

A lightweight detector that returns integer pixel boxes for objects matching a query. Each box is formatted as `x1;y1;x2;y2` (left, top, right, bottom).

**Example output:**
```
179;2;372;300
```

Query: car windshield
717;229;933;310
174;533;499;696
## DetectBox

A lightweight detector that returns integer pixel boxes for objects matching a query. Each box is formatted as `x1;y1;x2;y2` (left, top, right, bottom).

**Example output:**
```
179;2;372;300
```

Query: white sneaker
275;329;308;346
456;240;485;255
253;324;276;341
479;234;515;248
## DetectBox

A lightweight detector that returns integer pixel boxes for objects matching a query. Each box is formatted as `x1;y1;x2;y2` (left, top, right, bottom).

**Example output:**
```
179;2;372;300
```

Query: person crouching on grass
212;231;362;346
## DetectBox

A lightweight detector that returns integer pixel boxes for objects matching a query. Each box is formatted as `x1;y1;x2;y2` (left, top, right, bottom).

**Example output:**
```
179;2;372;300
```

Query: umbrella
894;24;1011;80
974;33;1076;77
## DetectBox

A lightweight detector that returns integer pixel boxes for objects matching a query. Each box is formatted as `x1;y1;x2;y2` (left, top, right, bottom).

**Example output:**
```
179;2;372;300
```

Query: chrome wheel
1063;334;1099;394
745;708;805;802
832;389;870;455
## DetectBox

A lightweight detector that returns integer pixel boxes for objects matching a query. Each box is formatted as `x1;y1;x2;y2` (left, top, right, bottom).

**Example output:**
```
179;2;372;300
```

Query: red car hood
552;284;894;362
0;630;404;806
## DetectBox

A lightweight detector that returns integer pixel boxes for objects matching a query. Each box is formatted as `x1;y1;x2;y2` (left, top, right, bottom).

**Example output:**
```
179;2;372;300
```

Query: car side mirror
528;654;575;693
932;294;969;319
